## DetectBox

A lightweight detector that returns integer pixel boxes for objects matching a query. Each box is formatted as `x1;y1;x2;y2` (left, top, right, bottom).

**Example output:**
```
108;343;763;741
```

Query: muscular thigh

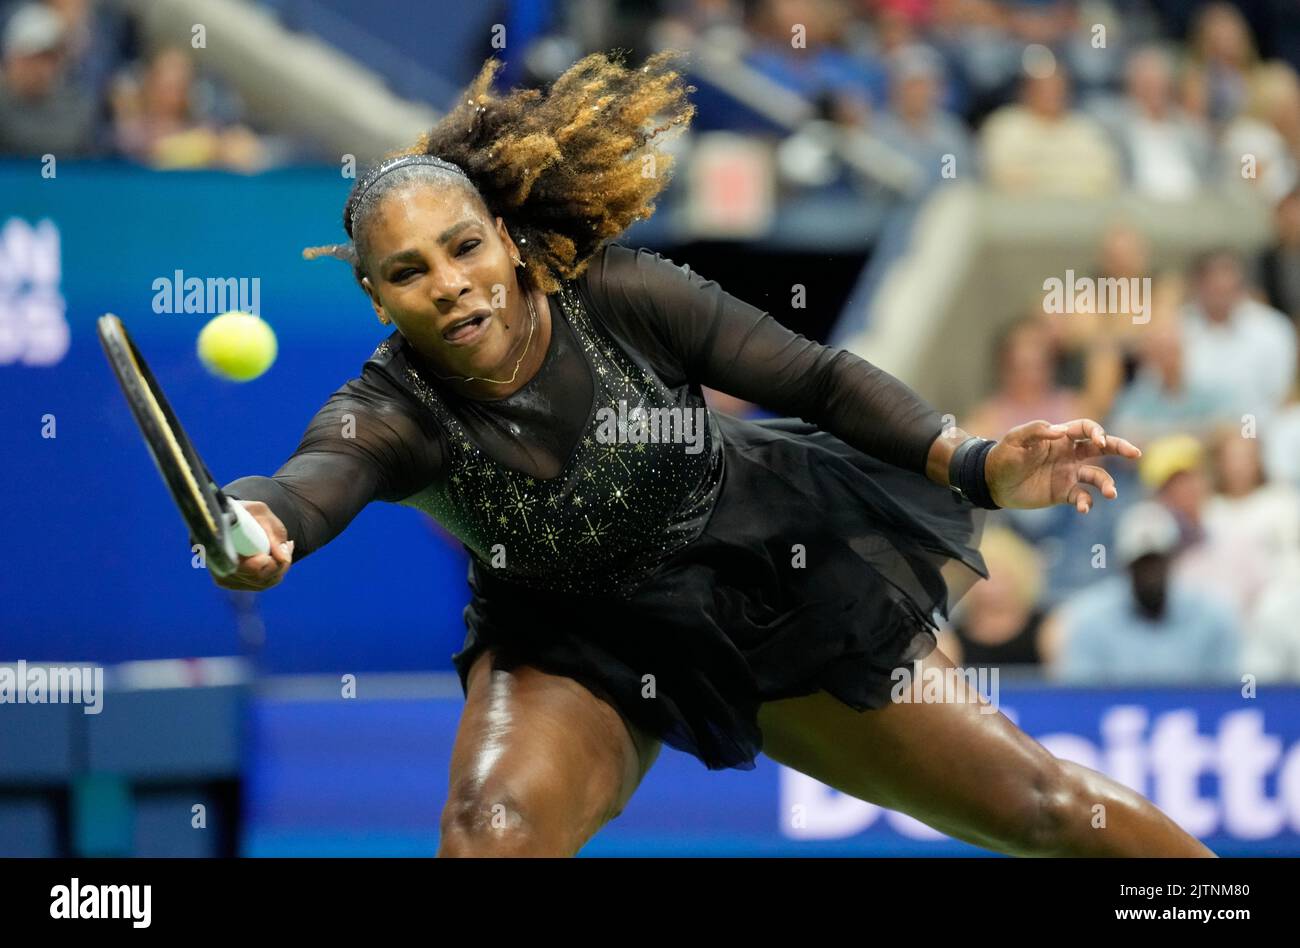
439;648;660;856
756;646;1059;847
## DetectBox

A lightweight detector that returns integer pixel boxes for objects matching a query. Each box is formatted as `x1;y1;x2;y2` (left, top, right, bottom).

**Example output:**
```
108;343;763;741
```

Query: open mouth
442;310;492;344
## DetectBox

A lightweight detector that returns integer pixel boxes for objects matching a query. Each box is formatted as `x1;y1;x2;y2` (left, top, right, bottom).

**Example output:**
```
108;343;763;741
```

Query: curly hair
303;49;696;295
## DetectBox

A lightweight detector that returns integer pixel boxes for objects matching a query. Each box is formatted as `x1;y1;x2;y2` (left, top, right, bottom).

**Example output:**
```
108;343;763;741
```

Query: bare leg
756;646;1214;856
438;648;661;856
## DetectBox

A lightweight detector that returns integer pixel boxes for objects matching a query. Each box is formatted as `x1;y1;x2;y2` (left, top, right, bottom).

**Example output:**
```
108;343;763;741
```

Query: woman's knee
438;778;573;857
999;756;1091;857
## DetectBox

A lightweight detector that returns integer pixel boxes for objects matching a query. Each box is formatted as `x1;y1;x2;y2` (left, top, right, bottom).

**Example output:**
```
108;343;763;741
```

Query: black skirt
451;412;990;771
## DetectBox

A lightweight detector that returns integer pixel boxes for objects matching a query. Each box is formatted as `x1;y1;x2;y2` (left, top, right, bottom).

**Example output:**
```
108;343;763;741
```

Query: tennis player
216;52;1214;857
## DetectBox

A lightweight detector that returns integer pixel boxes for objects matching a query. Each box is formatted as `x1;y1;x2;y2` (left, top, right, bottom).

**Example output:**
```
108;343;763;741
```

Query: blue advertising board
243;684;1300;856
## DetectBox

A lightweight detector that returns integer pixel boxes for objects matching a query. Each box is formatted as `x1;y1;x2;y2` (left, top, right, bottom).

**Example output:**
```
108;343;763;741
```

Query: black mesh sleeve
581;244;946;474
221;368;444;560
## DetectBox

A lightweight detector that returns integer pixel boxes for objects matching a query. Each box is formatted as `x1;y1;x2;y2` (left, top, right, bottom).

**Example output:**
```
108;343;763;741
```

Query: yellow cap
1138;433;1204;490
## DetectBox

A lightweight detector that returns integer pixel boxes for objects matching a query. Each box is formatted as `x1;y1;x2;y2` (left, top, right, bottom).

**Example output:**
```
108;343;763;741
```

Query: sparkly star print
382;281;726;598
578;514;611;545
504;481;536;534
539;523;562;553
600;443;632;476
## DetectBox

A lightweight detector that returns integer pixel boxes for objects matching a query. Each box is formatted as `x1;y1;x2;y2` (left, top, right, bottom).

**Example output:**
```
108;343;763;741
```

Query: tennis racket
97;313;269;578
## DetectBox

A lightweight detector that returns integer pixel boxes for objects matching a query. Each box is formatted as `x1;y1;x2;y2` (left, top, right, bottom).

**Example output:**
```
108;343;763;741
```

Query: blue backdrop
0;161;479;673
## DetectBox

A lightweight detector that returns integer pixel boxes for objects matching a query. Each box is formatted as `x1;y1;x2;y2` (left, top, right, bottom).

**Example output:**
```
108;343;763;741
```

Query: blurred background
2;0;1300;856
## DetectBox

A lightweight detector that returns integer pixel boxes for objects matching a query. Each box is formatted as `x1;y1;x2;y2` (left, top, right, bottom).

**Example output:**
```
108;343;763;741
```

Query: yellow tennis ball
198;311;277;381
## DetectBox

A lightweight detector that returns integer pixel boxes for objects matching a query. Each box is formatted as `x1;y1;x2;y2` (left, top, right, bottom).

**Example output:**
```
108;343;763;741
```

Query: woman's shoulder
362;327;404;374
577;241;698;304
313;329;441;431
575;240;724;342
573;242;695;384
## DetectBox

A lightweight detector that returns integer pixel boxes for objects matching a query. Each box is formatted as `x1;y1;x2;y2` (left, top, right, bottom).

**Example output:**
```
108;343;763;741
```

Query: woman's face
1001;327;1051;393
360;183;525;380
1199;7;1251;67
144;48;192;120
1217;436;1262;496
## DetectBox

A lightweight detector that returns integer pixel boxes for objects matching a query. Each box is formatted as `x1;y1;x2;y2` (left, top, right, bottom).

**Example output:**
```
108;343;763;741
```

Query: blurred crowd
3;0;1297;687
5;0;1300;193
647;0;1300;687
0;0;300;169
935;225;1300;687
646;0;1300;207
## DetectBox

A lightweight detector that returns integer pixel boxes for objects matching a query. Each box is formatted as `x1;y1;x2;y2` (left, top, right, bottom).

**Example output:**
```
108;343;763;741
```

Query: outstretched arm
582;244;948;476
582;244;1141;510
217;371;443;588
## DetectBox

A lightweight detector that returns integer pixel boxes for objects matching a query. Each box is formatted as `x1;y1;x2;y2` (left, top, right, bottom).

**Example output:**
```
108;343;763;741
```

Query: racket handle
229;498;271;557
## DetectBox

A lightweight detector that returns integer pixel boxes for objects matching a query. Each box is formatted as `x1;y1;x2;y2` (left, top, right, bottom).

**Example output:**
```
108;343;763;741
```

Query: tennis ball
197;311;277;382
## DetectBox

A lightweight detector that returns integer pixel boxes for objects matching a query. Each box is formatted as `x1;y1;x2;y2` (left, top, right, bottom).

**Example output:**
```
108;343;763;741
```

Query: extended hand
985;418;1142;513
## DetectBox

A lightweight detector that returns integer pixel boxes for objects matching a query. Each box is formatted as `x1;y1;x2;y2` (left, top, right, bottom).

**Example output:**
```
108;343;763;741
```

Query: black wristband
948;436;1001;509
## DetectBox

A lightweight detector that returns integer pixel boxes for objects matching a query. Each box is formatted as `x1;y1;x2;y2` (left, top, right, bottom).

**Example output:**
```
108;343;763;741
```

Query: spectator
743;0;886;125
1106;277;1239;446
938;525;1047;670
109;44;267;171
1091;44;1212;201
1262;388;1300;492
1244;559;1300;682
648;0;746;55
1049;501;1240;684
965;316;1083;441
869;42;973;185
1179;249;1297;429
928;0;1077;123
1219;60;1300;205
1187;1;1260;126
847;4;964;115
1140;432;1273;620
979;63;1121;197
0;1;97;155
1045;222;1158;408
46;0;136;104
1204;428;1300;572
1258;185;1300;322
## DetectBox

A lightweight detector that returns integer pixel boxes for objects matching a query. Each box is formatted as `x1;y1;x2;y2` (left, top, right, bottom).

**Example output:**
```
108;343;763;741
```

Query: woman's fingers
215;541;294;591
251;549;292;583
1066;483;1094;514
1076;463;1117;499
250;553;282;580
1065;465;1119;513
1072;432;1143;461
1022;417;1098;445
1018;418;1144;460
1008;418;1070;445
1046;417;1108;448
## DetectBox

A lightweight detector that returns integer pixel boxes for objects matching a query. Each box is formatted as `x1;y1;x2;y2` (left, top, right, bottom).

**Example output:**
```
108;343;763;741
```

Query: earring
514;256;526;268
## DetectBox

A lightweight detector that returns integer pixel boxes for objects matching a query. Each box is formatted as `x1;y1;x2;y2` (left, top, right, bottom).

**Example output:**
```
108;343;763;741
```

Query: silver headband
348;154;470;231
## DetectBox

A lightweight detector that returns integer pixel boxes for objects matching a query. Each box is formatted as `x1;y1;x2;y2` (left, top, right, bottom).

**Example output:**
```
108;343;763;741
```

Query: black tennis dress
224;243;989;770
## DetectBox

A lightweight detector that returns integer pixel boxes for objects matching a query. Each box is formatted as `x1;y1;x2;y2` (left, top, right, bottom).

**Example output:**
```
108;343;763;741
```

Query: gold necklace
428;290;539;386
